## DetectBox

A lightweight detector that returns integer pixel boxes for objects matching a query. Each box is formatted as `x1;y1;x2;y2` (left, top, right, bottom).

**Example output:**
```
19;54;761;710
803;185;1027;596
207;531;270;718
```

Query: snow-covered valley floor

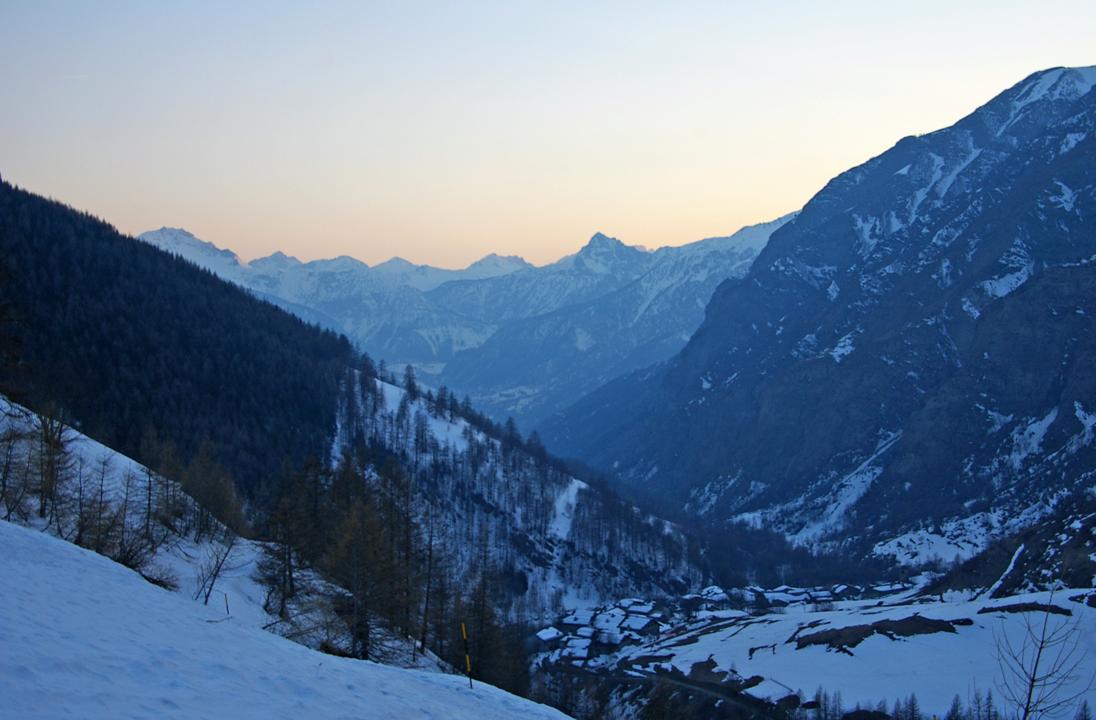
538;584;1096;715
0;520;569;719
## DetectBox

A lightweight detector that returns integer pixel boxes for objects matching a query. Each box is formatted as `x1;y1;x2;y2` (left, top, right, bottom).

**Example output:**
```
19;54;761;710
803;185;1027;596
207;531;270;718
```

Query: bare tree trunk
145;467;153;541
996;590;1092;720
197;532;238;606
417;513;435;658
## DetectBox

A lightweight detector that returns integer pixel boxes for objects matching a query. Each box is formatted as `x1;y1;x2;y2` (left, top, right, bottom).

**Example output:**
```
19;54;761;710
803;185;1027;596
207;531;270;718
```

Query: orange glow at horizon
2;2;1094;268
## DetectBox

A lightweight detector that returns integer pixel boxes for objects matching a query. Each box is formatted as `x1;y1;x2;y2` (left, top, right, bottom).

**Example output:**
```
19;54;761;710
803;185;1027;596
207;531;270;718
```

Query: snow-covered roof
535;626;563;642
620;615;658;632
592;608;626;630
700;586;729;601
561;609;595;625
562;638;591;659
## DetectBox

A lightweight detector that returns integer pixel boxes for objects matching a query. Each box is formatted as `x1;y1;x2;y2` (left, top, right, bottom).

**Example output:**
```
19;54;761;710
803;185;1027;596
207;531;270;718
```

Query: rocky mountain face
543;66;1096;562
141;217;791;428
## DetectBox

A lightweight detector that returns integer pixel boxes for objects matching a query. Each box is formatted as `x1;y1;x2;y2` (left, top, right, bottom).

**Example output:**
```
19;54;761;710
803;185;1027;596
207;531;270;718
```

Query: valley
2;51;1095;720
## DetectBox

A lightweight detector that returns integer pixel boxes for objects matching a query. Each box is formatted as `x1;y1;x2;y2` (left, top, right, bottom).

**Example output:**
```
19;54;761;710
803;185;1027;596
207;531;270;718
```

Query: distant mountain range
138;227;528;365
141;215;793;428
436;218;792;425
544;65;1096;564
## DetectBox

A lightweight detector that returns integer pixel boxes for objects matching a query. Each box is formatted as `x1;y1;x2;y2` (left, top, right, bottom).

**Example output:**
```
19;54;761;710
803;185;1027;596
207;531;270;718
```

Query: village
532;581;914;668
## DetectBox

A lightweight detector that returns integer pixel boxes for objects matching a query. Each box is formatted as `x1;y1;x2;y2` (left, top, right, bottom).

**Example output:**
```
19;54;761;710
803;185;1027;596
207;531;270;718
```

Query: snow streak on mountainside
140;216;793;428
544;65;1096;560
0;520;569;720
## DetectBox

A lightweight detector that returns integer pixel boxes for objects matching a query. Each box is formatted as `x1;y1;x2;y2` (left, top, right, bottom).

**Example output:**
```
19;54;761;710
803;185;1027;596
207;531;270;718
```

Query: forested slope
0;179;355;496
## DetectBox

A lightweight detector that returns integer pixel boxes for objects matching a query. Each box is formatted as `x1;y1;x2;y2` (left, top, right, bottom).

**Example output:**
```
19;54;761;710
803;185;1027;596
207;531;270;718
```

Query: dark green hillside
0;178;356;495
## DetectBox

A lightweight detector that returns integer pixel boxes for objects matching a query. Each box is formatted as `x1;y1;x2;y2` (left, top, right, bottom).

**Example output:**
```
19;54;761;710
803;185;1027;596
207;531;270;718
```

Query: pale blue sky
2;1;1093;266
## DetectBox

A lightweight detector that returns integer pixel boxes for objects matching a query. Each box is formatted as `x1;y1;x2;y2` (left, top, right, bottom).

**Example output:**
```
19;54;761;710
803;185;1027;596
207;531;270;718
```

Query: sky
1;1;1094;268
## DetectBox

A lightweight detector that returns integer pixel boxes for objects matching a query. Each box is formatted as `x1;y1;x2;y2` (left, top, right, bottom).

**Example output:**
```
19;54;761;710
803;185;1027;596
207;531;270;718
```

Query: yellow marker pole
460;622;473;689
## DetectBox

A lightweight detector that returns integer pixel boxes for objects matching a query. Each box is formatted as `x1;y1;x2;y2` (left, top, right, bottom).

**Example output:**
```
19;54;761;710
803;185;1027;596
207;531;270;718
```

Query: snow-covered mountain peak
582;232;630;252
146;225;197;242
138;227;244;276
140;226;232;256
374;255;415;270
672;212;798;257
568;232;649;274
1021;65;1096;103
251;250;302;269
307;255;370;273
974;64;1096;140
368;256;459;291
465;252;532;275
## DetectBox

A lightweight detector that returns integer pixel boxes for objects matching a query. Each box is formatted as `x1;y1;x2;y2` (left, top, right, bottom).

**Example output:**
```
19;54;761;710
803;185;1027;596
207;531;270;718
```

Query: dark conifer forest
0;179;356;496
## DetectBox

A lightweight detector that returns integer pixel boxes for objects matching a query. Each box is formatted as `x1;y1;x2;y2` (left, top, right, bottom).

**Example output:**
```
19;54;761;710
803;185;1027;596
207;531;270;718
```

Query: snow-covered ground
0;394;450;667
0;520;569;720
542;584;1096;715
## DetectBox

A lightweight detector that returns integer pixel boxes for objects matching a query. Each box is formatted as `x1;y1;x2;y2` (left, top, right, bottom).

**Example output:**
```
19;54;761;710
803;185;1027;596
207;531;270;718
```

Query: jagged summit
250;250;302;269
466;252;532;274
962;64;1096;140
1010;65;1096;104
139;227;244;275
301;255;371;274
153;225;196;238
580;232;631;252
672;212;800;257
373;255;416;269
563;232;649;275
143;226;219;251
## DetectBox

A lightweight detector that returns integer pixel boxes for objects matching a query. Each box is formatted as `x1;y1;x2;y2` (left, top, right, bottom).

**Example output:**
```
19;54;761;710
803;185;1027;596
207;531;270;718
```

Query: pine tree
0;261;22;400
417;509;436;656
945;695;964;720
181;441;243;540
403;364;418;402
433;386;449;419
260;495;299;618
325;499;393;660
33;405;72;525
907;693;922;720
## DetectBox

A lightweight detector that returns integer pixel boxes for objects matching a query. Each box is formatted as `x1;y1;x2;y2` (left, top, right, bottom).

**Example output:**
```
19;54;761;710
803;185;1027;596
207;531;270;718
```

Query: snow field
0;520;570;720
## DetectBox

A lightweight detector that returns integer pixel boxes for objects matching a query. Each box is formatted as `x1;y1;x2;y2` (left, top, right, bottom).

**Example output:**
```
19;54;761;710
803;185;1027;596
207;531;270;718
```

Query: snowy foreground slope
0;520;569;720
